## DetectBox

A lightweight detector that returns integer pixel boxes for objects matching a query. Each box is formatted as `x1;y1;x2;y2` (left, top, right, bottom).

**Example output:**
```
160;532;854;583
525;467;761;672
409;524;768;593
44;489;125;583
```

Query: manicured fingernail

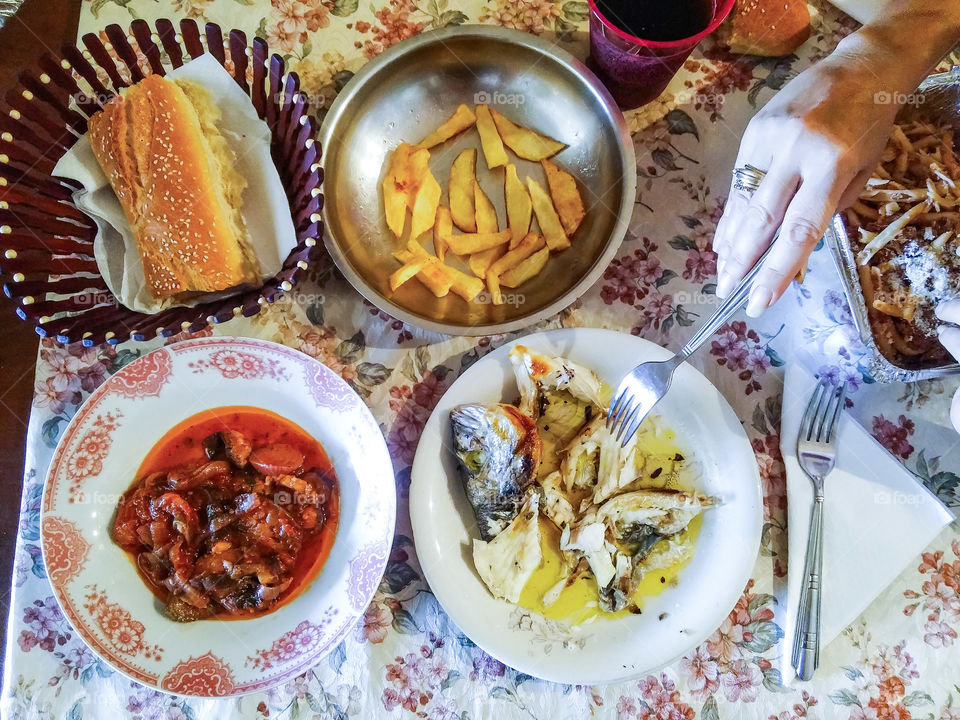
936;300;960;320
716;273;734;299
746;286;773;318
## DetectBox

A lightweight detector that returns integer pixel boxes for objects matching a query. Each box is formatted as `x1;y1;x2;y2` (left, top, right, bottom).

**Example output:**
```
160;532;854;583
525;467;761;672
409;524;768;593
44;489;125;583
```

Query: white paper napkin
822;0;887;24
779;361;954;684
53;55;297;313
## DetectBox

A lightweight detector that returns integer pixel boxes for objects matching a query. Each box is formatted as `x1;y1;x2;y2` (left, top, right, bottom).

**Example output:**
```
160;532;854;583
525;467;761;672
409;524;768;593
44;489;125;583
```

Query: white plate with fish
409;328;762;684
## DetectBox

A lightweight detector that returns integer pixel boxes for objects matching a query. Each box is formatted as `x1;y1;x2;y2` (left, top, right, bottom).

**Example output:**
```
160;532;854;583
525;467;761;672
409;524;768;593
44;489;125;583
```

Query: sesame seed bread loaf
723;0;811;57
88;75;259;299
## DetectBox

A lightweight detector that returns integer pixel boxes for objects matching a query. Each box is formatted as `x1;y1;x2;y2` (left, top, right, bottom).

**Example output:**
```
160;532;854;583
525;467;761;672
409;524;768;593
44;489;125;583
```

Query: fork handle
793;492;824;681
679;241;777;358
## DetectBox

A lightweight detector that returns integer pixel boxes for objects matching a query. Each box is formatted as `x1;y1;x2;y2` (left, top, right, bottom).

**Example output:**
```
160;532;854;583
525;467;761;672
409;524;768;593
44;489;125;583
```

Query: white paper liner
53;55;297;314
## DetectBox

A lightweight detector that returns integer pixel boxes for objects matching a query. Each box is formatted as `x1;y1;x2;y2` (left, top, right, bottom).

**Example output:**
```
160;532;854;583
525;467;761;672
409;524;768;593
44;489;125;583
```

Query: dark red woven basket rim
0;18;325;347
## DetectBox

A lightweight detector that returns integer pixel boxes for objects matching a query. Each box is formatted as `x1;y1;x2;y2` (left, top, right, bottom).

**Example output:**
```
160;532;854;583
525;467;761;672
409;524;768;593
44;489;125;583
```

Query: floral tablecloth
5;1;960;718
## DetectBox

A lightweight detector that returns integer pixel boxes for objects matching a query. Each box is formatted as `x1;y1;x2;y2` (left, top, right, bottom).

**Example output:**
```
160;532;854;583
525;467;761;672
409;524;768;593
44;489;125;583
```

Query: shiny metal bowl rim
318;24;636;337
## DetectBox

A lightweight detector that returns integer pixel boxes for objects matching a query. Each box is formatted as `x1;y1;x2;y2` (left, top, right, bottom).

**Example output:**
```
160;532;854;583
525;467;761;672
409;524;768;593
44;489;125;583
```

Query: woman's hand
713;4;960;317
936;300;960;433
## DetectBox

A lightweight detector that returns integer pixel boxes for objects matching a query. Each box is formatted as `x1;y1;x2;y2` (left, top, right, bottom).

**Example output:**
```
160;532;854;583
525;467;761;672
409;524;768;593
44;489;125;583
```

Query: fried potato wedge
475;104;509;169
433;204;453;261
389;258;428;291
474;181;499;233
541;159;585;236
485;270;504;306
489;107;566;161
446;229;512;256
383;180;409;240
449;149;478;232
447;266;485;302
417;262;454;297
469;181;505;277
416;104;476;149
504;163;532;249
469;249;505;278
409;169;442;239
382;142;431;239
526;177;570;251
400;243;483;301
500;246;549;288
489;232;546;277
402;242;453;297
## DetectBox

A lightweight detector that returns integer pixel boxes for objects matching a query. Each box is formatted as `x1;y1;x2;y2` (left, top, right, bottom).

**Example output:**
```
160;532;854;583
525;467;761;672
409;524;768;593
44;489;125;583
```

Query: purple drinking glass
587;0;735;110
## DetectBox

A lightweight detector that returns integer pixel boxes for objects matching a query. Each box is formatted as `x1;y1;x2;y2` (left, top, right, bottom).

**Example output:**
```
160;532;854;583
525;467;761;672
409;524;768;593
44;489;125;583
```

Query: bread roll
725;0;811;57
88;75;259;299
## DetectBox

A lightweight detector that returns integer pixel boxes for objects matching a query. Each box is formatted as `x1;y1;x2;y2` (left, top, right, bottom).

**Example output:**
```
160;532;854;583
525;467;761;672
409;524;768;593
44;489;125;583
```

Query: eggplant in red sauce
112;407;339;622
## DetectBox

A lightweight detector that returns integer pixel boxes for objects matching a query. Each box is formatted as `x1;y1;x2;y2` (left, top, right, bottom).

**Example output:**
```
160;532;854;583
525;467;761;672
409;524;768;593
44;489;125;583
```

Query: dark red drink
587;0;735;109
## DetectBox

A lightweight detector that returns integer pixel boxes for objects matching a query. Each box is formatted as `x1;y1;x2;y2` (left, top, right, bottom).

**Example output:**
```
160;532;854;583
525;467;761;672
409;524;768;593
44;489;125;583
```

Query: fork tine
798;380;826;443
620;403;653;448
614;401;640;445
811;381;834;442
824;382;848;443
814;381;842;442
607;386;628;431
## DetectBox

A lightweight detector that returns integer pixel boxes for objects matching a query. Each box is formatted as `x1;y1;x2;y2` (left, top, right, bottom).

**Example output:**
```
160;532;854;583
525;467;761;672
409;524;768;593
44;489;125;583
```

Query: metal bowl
319;25;635;336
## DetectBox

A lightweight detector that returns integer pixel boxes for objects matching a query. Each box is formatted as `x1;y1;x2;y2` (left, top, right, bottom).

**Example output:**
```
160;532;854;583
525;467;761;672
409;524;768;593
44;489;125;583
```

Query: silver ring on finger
732;164;768;197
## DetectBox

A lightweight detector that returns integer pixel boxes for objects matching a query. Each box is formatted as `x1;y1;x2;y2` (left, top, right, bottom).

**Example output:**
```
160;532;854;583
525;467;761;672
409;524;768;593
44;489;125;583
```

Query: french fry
446;266;485;301
433;204;453;261
402;242;480;300
469;181;504;277
504;163;532;249
475;104;509;169
469;252;502;278
389;258;428;291
474;181;499;233
449;149;478;232
382;142;431;239
417;261;454;297
409;170;441;239
404;241;433;261
446;229;512;256
489;107;566;161
541;159;585;236
489;232;546;277
416;104;476;149
526;177;570;251
383;180;408;240
402;243;454;296
500;246;549;288
485;270;504;305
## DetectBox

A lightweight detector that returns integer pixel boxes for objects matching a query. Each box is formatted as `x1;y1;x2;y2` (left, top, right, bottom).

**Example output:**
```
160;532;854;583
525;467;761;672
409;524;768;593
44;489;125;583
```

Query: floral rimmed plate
409;329;762;685
40;337;395;697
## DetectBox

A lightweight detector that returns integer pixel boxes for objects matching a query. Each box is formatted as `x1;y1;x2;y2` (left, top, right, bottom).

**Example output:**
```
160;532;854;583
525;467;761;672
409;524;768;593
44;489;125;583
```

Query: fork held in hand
607;163;774;445
792;378;847;681
606;242;776;445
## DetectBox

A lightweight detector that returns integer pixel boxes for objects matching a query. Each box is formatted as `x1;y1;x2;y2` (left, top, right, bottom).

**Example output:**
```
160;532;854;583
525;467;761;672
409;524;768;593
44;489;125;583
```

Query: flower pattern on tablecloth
5;0;960;717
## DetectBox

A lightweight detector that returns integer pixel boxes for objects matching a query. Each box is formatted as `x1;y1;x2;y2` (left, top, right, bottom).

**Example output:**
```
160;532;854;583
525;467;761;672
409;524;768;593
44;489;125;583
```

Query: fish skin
450;403;542;541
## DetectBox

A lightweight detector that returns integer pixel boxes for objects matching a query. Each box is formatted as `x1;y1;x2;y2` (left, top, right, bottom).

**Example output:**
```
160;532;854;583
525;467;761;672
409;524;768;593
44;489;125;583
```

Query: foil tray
824;68;960;383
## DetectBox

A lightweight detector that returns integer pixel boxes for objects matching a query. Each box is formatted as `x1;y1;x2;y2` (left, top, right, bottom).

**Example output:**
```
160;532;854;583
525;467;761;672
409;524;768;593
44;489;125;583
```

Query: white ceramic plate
410;329;762;685
41;337;396;697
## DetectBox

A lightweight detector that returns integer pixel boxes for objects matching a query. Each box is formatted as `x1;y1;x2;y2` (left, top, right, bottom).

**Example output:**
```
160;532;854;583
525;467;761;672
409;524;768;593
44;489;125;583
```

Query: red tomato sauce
115;406;340;621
